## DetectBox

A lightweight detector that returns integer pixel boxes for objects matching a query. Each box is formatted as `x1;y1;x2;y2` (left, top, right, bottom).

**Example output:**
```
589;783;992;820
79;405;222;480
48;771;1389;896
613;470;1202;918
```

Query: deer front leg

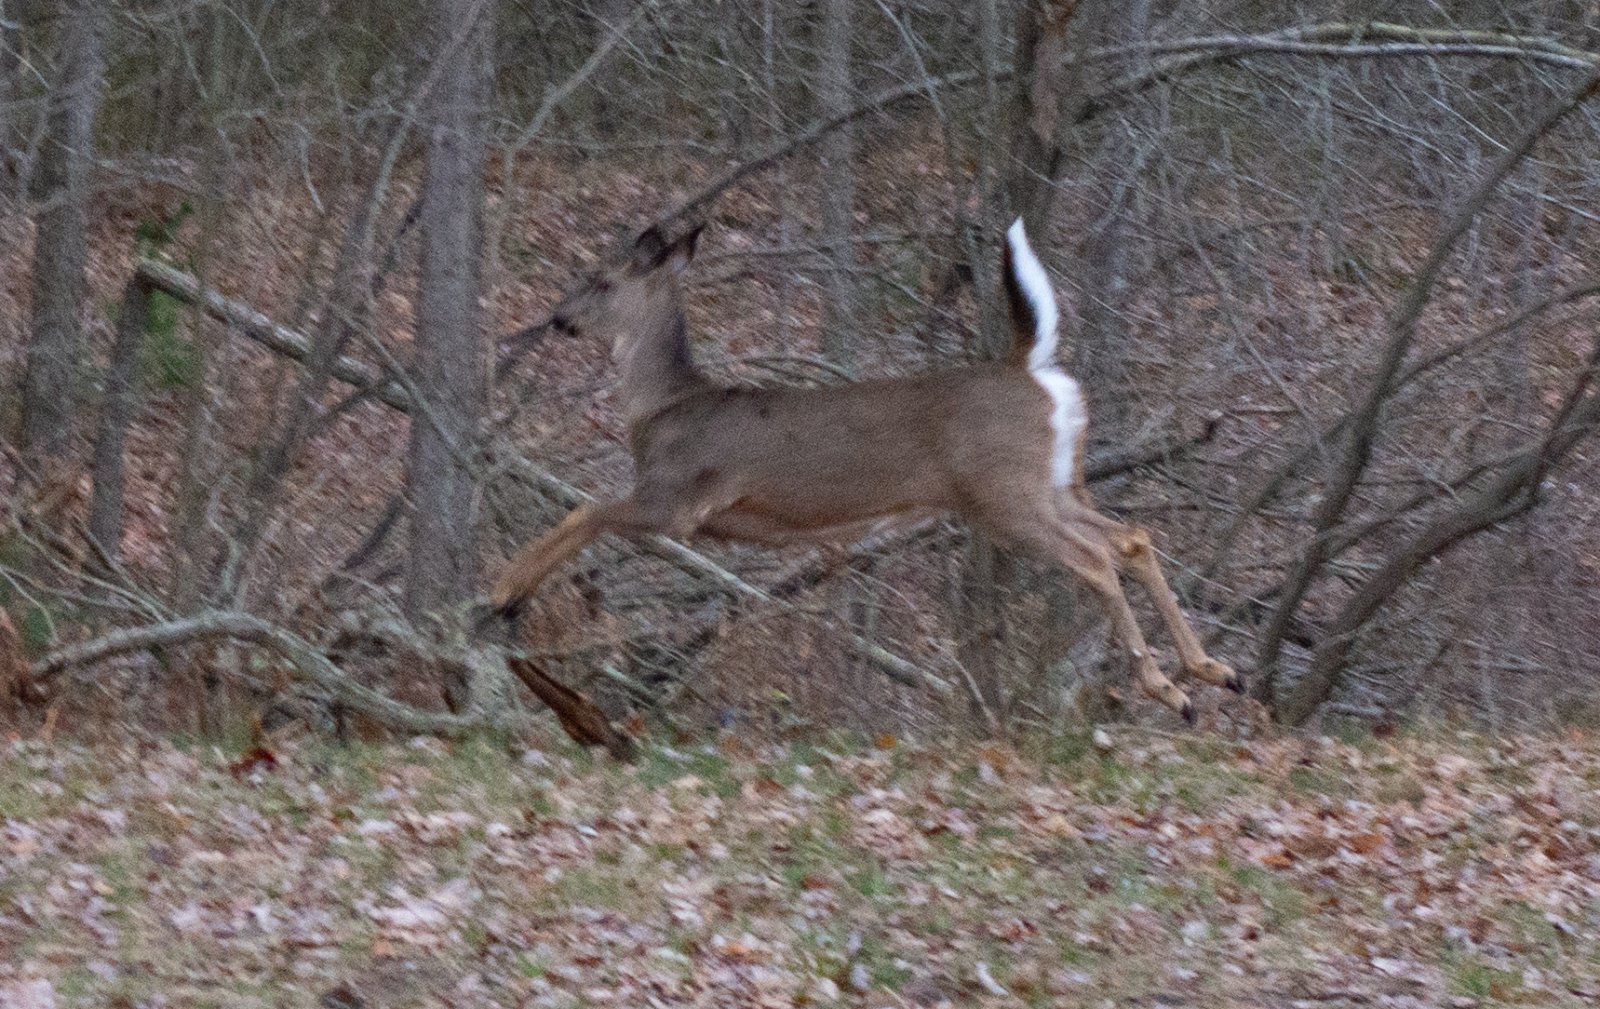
483;487;729;631
487;499;642;622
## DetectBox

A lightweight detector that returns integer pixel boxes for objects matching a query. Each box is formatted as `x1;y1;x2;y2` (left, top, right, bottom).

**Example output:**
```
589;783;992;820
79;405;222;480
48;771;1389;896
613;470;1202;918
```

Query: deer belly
699;502;933;546
699;459;939;542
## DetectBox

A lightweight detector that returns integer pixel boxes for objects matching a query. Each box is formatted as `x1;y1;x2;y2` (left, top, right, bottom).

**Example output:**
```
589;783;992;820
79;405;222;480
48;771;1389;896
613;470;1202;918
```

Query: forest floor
1;725;1597;1008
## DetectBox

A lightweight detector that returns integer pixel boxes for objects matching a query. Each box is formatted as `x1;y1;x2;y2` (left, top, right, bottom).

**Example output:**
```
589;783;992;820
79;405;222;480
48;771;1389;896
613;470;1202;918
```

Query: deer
483;219;1242;722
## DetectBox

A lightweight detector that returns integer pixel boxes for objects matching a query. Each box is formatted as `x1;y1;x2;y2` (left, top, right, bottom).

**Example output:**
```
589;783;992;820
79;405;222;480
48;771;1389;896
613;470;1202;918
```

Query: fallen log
29;608;636;756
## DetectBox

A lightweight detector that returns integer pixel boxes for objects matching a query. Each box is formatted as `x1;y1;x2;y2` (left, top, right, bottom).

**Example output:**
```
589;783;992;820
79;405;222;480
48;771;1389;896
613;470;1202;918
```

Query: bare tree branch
133;257;413;409
1253;66;1600;708
1280;352;1600;724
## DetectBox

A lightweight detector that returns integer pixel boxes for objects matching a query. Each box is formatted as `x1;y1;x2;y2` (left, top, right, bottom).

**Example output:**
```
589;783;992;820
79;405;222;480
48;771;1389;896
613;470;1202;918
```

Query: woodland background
3;0;1600;744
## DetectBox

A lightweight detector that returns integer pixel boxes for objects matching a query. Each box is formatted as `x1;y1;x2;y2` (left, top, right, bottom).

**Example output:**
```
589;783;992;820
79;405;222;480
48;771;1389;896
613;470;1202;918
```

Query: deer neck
617;305;706;429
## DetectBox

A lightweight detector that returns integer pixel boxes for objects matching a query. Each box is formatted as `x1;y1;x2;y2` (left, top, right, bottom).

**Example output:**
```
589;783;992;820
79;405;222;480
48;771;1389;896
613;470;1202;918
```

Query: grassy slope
0;727;1597;1008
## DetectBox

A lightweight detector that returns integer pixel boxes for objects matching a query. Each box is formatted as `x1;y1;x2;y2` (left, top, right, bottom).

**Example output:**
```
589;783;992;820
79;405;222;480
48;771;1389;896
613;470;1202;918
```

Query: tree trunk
86;277;149;562
0;0;21;202
21;0;108;462
958;0;1098;730
818;0;855;367
1000;0;1088;232
403;0;492;619
1074;0;1144;432
761;0;795;348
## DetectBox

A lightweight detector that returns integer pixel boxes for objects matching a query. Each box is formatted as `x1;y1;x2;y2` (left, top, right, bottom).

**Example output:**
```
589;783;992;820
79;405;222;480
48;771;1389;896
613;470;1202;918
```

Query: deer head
549;224;703;368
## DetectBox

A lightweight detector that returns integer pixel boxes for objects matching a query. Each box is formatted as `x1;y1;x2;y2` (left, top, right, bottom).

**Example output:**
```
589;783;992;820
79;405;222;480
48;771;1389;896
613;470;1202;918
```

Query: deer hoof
1225;670;1247;695
1188;657;1240;691
471;598;524;640
1180;700;1196;726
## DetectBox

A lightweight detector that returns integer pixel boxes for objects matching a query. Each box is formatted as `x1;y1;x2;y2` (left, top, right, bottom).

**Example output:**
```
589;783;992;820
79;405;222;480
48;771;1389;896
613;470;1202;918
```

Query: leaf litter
0;727;1597;1007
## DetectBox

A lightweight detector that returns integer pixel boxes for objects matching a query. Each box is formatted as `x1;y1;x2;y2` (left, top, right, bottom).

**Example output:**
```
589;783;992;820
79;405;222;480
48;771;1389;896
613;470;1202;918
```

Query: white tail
1006;217;1060;371
486;221;1241;721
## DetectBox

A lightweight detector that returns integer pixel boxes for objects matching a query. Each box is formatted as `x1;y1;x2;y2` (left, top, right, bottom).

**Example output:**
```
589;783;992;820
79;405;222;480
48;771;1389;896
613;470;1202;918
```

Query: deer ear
631;226;669;271
664;223;704;275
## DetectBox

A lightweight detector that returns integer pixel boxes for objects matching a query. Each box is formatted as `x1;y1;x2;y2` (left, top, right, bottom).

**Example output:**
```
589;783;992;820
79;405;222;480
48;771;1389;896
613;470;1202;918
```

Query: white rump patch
1034;367;1087;487
1007;218;1083;487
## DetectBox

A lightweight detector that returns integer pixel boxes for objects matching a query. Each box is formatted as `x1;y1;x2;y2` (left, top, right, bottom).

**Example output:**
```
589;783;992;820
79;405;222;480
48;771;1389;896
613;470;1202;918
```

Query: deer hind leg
1057;496;1242;693
1047;528;1195;721
972;495;1194;721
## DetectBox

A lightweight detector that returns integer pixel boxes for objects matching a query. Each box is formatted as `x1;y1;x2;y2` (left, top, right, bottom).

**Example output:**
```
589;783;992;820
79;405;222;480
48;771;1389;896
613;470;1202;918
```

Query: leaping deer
486;220;1241;721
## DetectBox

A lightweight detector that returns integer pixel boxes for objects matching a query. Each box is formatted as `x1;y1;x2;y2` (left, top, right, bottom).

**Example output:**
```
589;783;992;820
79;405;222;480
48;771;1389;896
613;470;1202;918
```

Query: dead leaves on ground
0;729;1598;1007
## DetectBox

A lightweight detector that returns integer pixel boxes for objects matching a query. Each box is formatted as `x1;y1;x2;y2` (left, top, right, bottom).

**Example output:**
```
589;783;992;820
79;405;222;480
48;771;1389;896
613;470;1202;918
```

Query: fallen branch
133;258;412;411
31;608;636;753
33;610;485;736
1085;410;1224;482
323;610;635;757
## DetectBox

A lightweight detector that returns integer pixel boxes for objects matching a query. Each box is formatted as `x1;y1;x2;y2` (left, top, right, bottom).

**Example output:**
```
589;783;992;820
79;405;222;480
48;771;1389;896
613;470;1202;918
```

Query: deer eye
593;280;613;295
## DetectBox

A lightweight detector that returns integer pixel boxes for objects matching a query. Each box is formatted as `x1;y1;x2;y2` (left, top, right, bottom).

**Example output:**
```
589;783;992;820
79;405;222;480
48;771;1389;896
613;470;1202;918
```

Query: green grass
1286;763;1355;799
132;290;202;391
0;755;84;820
857;932;913;991
514;951;548;979
633;745;738;797
1215;856;1309;928
1444;948;1523;1003
549;865;630;910
846;861;896;899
